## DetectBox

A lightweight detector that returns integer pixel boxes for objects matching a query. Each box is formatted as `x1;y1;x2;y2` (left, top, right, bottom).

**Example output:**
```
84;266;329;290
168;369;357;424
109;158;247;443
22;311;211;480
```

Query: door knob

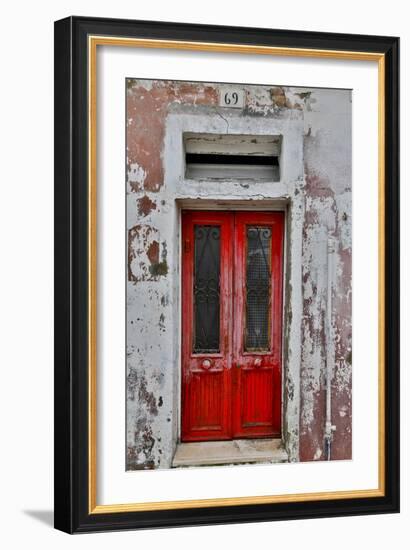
201;359;212;370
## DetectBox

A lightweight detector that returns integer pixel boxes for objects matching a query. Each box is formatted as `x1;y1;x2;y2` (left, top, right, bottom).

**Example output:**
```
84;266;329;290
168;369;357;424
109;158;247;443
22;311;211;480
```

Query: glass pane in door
193;225;221;353
245;226;271;351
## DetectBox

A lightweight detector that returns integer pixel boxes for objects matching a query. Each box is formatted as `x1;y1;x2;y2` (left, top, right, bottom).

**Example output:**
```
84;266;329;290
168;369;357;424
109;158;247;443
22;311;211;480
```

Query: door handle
201;359;212;370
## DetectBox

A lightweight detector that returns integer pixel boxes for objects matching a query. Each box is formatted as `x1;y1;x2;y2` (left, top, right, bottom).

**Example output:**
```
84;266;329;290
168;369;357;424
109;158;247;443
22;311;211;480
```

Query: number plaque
219;87;245;108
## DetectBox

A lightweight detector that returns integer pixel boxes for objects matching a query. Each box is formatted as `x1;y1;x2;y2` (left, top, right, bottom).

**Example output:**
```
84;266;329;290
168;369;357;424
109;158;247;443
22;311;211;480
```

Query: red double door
181;211;284;442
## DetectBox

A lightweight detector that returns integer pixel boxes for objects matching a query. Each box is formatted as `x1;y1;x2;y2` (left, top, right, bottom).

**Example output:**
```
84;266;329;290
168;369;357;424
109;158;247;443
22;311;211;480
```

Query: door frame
176;203;288;447
164;111;305;465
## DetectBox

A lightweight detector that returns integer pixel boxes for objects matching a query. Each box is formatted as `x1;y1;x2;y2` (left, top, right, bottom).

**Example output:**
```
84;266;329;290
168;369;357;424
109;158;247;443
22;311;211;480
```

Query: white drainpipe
325;237;336;460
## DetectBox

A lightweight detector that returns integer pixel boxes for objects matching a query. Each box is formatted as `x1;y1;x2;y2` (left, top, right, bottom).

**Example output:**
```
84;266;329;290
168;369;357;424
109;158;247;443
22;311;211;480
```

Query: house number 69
224;92;238;105
219;87;245;108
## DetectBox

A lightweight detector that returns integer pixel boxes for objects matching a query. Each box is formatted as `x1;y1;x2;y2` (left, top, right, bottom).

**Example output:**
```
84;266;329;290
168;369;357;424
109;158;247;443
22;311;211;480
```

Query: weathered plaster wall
126;79;352;469
300;89;352;461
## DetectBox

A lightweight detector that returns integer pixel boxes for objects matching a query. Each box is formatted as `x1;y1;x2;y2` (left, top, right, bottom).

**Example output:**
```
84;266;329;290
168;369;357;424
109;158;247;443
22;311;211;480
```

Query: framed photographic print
54;16;400;533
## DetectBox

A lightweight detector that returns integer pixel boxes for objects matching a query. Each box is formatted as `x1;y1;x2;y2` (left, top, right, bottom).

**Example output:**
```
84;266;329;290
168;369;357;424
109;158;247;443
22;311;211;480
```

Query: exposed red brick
147;240;159;265
137;195;157;217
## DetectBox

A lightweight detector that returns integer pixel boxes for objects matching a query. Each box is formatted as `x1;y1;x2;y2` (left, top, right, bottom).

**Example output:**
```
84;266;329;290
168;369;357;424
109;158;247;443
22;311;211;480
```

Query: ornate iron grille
245;226;271;351
193;225;221;353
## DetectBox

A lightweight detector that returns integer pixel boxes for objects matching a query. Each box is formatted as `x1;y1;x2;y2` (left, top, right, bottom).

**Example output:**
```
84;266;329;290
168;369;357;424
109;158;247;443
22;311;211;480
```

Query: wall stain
128;225;168;282
127;368;161;469
137;195;157;217
159;313;165;332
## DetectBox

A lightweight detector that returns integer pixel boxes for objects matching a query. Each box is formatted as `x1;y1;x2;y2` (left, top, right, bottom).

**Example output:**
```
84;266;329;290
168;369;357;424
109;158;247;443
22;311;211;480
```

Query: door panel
181;210;284;442
240;368;274;425
181;211;233;442
232;212;284;438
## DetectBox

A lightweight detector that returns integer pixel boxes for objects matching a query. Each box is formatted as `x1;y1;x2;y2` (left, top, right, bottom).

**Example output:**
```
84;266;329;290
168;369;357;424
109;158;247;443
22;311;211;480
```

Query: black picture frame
54;16;400;533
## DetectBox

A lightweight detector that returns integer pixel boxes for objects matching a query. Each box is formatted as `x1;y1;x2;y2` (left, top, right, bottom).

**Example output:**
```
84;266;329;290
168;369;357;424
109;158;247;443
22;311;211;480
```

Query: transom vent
184;133;281;181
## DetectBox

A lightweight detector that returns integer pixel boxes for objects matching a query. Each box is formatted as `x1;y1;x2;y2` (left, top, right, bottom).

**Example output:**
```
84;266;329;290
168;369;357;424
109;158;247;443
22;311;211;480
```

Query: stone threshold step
172;438;288;467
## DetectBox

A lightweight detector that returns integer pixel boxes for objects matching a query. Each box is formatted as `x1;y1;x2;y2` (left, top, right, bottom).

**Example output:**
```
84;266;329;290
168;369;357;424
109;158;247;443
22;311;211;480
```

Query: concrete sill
172;438;288;468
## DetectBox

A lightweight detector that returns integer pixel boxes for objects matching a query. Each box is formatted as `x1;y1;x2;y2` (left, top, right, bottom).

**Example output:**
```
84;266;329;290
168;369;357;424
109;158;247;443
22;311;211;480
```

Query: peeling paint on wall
126;79;352;469
128;224;168;282
127;80;218;192
137;195;157;217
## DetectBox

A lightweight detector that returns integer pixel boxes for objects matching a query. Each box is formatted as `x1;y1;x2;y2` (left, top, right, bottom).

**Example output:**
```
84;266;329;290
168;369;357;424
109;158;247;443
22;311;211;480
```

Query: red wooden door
181;211;233;442
181;211;284;442
232;212;284;438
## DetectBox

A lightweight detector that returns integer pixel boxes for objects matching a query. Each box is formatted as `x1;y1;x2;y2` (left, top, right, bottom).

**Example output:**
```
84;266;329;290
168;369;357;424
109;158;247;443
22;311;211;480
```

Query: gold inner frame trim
88;35;386;514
